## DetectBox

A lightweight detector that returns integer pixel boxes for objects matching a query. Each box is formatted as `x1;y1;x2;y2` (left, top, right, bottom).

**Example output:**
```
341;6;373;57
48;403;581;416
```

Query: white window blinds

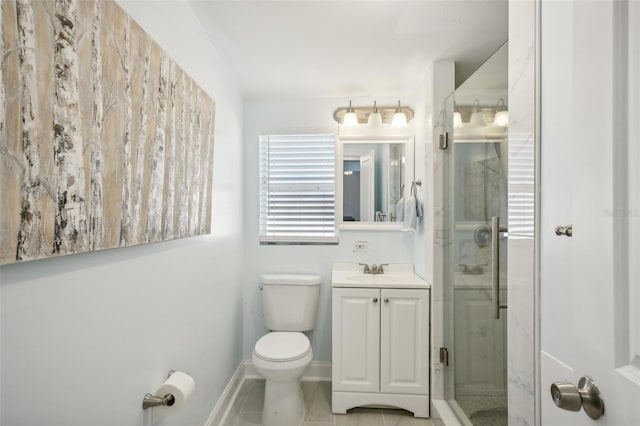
259;134;338;244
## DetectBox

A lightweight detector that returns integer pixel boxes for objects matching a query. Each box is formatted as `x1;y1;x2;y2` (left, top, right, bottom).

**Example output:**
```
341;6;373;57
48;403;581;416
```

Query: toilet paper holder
142;370;176;410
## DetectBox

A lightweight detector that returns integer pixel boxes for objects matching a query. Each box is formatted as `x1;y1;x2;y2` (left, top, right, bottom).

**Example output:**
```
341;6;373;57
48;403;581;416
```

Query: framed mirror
337;136;414;230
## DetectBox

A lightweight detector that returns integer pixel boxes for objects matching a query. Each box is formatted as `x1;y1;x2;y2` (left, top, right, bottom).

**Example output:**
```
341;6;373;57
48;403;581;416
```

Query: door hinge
439;347;449;366
439;132;449;150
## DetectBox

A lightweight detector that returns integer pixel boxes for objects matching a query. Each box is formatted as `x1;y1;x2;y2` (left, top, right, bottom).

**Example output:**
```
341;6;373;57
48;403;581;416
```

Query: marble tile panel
507;0;537;424
303;380;334;422
240;379;265;412
301;423;336;426
222;378;256;426
233;411;262;426
508;239;535;426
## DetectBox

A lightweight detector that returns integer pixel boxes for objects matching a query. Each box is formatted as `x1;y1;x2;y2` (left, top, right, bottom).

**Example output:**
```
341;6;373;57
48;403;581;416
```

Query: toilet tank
261;274;321;331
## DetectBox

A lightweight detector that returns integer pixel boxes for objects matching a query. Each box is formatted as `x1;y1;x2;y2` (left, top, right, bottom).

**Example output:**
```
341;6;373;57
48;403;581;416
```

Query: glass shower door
442;92;509;426
452;137;508;425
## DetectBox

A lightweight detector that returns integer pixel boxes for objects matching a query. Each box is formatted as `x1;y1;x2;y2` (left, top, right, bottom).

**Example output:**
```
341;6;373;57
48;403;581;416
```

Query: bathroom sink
331;263;429;288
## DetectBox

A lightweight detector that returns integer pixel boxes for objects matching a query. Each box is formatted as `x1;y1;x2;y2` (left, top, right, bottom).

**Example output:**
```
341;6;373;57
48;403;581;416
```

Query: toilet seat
254;332;311;362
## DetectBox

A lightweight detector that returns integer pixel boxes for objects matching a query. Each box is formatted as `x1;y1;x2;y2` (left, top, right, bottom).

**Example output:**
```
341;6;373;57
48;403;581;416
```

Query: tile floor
223;379;434;426
457;396;507;426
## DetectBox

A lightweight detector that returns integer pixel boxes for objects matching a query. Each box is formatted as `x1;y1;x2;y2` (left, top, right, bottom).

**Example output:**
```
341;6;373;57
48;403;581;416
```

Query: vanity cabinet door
380;289;429;395
332;288;380;393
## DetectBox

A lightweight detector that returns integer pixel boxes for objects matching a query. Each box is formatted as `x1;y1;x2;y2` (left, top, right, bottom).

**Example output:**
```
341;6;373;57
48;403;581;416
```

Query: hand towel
403;195;417;231
396;197;405;222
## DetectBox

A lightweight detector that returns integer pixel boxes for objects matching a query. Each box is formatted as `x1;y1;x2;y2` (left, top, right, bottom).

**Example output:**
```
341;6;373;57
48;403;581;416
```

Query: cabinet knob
373;297;378;303
384;298;389;303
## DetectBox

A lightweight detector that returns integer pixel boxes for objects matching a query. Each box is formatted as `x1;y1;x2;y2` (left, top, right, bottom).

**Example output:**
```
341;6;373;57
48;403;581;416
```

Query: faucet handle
378;264;389;273
358;263;370;273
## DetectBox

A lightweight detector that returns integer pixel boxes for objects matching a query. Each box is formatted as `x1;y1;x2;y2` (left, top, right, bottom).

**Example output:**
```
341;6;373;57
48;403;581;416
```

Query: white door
380;289;429;395
359;150;375;222
332;288;380;393
540;1;640;424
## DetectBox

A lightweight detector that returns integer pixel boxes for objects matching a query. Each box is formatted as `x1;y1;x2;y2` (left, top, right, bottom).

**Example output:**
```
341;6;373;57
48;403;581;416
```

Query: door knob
550;376;604;420
555;225;573;237
550;381;582;412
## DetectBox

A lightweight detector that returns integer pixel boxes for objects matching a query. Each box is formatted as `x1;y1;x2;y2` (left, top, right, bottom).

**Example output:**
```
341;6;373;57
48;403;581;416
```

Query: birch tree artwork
0;0;216;265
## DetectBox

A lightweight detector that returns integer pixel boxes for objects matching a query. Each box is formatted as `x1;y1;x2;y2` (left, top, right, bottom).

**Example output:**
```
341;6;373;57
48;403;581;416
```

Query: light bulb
343;100;358;127
493;99;508;126
469;99;485;127
368;100;382;127
453;111;463;128
343;111;358;127
392;112;407;128
392;100;407;128
493;110;509;126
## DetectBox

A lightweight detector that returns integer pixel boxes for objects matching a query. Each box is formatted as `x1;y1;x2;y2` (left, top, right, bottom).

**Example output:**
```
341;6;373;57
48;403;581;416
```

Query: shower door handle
492;216;508;319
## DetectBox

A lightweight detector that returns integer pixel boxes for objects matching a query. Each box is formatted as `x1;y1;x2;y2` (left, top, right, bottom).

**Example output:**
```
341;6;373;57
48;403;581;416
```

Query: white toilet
252;274;321;426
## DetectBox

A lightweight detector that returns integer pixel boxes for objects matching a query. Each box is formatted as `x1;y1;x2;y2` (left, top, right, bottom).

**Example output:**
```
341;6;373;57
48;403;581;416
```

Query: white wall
0;2;245;426
241;97;424;361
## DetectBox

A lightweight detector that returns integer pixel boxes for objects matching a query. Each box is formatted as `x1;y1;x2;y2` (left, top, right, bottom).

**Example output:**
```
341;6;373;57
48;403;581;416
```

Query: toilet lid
254;332;311;362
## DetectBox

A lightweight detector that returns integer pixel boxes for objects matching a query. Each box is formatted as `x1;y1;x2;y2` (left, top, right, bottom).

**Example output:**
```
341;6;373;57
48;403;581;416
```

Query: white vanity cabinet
331;263;430;418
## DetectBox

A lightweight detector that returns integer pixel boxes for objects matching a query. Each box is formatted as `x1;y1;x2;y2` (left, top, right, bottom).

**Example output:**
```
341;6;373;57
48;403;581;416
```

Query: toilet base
262;380;304;426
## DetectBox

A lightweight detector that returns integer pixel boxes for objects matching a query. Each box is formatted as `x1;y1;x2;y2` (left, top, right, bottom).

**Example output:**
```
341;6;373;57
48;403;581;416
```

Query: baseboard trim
204;361;246;426
302;361;332;381
205;361;331;426
243;360;260;379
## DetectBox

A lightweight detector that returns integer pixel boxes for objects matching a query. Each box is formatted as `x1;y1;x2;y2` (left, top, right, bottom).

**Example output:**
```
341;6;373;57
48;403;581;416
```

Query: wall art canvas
0;0;216;265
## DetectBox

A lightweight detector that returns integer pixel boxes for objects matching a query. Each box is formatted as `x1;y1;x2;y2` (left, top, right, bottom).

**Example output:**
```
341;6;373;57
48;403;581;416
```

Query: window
259;134;338;244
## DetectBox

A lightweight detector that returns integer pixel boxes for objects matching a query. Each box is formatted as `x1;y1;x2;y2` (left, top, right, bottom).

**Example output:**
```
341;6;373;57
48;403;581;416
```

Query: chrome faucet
359;263;389;274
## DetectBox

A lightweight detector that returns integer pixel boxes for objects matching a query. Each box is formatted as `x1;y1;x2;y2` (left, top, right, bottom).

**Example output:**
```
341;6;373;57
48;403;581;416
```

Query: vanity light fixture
392;100;408;128
493;98;509;127
333;100;414;126
367;100;383;127
343;100;359;127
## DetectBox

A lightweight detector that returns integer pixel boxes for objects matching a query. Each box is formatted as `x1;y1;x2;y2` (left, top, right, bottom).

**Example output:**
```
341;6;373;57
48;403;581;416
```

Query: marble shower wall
507;0;537;424
430;61;455;402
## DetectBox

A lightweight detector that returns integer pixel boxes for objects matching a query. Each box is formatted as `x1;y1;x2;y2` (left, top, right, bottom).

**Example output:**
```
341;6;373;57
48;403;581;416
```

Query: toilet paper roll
155;371;195;417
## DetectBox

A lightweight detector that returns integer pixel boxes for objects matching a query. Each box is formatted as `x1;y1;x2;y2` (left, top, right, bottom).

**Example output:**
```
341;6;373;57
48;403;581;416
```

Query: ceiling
190;1;508;99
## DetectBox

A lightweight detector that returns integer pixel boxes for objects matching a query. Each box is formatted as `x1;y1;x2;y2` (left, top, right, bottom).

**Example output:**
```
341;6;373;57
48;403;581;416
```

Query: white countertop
331;263;430;289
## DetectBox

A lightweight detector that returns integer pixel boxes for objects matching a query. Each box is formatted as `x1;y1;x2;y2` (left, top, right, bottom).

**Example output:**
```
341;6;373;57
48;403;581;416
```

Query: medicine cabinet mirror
337;136;414;230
